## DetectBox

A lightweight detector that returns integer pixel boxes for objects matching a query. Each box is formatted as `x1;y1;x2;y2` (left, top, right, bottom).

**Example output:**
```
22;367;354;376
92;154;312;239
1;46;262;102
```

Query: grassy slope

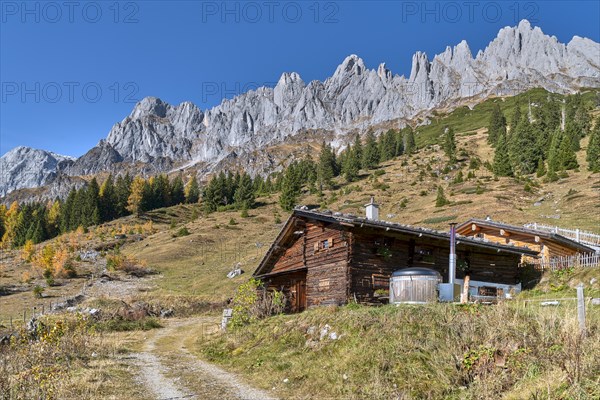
196;289;600;399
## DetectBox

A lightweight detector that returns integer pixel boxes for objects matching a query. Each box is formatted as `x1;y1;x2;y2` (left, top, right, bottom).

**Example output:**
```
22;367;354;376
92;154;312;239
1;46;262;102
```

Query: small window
415;245;435;264
322;240;329;249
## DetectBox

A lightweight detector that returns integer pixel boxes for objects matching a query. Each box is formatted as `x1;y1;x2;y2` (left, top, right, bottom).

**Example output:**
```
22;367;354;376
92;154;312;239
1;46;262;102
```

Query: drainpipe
449;223;457;284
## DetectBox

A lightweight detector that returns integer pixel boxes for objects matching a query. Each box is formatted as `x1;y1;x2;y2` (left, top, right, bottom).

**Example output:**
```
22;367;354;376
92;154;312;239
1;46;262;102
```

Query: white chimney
365;196;379;221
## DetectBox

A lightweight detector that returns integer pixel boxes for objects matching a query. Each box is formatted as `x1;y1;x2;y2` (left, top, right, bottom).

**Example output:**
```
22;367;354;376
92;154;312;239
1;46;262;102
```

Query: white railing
522;252;600;271
524;223;600;248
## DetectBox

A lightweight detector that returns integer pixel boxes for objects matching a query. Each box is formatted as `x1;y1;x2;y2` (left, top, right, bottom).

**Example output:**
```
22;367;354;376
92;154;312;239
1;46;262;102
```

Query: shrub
173;227;190;237
230;278;285;328
33;285;44;298
229;218;238;225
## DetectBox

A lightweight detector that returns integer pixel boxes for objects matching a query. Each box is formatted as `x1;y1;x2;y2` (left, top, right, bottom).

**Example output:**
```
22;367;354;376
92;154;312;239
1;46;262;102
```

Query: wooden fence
523;252;600;271
524;223;600;248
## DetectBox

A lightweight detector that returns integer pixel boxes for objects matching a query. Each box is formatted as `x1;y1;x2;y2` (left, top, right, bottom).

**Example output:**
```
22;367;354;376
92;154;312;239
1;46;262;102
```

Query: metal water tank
389;267;442;304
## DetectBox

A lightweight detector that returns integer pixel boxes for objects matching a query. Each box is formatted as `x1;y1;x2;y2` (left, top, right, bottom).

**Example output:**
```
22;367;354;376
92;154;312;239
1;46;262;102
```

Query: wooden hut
456;218;594;264
253;209;538;312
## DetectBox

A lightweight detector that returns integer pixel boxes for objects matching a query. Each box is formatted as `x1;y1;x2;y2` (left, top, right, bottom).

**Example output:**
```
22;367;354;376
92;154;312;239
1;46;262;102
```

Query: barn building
253;203;538;312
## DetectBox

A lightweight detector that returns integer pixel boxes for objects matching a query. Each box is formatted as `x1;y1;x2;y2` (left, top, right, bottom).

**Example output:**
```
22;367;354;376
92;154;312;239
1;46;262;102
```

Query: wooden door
296;280;307;311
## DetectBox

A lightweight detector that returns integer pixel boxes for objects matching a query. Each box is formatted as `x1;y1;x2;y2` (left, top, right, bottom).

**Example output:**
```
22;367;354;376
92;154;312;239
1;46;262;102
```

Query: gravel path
132;318;277;400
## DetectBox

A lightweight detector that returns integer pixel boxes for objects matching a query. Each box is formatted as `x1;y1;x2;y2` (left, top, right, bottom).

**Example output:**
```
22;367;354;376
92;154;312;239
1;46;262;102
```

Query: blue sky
1;1;599;157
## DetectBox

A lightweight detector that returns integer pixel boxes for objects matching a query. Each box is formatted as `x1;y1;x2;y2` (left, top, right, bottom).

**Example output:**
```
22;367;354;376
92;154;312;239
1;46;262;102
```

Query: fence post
576;229;580;243
577;284;586;336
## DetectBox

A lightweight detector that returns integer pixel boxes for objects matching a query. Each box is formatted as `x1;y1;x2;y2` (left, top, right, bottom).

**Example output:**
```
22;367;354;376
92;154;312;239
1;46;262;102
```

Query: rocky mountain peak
334;54;367;77
130;96;168;119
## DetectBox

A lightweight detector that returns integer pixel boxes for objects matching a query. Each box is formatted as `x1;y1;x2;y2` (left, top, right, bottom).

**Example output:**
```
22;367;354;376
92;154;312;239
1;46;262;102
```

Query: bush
33;285;44;298
173;227;190;237
229;218;238;225
229;278;285;328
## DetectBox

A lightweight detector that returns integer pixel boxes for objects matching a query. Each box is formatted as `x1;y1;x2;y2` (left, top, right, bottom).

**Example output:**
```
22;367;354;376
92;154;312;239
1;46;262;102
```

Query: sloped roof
456;219;595;253
254;209;539;277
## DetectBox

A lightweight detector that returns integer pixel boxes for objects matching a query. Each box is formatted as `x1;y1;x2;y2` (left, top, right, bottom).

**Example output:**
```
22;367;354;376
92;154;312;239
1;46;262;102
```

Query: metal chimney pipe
449;223;457;284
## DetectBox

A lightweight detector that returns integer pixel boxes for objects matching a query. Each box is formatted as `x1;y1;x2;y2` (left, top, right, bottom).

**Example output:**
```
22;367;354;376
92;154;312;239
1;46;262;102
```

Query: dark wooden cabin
253;209;539;312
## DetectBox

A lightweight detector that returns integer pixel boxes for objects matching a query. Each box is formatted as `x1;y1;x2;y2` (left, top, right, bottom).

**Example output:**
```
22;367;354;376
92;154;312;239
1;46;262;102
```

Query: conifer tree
317;141;336;189
487;104;506;146
60;190;76;233
536;157;546;178
587;118;600;172
510;98;521;133
202;175;219;213
127;177;150;216
279;164;301;211
510;117;540;175
99;174;117;222
435;186;449;207
547;128;562;174
82;178;101;227
185;175;201;204
443;126;457;163
234;173;255;210
558;133;579;170
362;131;380;170
115;173;132;218
493;131;513;177
352;133;363;163
170;175;185;206
403;127;416;155
379;129;397;161
343;142;361;183
0;204;6;242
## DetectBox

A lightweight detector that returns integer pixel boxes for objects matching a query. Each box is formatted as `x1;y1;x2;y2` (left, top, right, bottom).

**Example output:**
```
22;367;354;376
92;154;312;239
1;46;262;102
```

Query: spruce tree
558;133;579;170
279;165;301;211
83;178;101;227
185;175;201;204
443;126;457;163
536;157;546;178
0;205;7;242
234;173;255;210
379;129;397;161
115;174;132;217
435;186;449;207
317;141;336;189
60;190;76;233
151;174;171;208
403;127;416;155
510;98;521;133
487;104;506;146
362;131;380;170
99;174;117;222
547;128;563;174
343;143;361;183
510;117;540;175
587;118;600;172
202;176;219;213
493;131;513;177
170;175;185;206
352;133;363;163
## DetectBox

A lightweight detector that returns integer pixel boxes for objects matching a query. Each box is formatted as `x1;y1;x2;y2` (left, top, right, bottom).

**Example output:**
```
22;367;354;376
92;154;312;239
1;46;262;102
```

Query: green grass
197;301;600;400
422;215;459;224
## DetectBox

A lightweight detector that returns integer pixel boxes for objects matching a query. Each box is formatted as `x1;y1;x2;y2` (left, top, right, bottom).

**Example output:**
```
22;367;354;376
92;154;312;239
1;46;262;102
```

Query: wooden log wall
304;222;350;307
